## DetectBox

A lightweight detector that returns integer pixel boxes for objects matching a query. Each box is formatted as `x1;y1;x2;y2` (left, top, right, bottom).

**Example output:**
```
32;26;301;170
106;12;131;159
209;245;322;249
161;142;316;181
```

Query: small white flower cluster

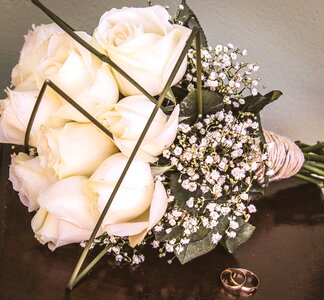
81;234;145;265
165;110;263;199
180;45;261;107
153;110;268;260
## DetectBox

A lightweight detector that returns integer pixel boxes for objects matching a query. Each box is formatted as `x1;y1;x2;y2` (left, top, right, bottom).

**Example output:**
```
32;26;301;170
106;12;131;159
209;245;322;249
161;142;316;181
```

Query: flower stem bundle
296;141;324;189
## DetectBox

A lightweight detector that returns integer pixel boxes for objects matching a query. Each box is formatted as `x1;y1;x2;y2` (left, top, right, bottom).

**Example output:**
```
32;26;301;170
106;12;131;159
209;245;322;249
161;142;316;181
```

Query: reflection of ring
220;268;259;295
220;268;246;292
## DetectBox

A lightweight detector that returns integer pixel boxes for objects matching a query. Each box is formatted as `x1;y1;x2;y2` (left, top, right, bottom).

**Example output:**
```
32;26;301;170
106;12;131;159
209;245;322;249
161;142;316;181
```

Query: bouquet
1;0;323;289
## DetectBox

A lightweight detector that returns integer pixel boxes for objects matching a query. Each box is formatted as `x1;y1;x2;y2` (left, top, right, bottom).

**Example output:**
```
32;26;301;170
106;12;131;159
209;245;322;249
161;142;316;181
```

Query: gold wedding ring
220;268;259;296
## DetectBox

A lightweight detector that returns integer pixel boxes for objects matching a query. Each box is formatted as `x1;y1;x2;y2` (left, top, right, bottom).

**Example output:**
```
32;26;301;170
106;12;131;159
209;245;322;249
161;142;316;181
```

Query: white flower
31;176;101;250
247;204;257;213
169;219;176;226
0;89;62;147
174;146;183;156
179;123;191;133
230;220;239;230
215;45;222;53
181;179;190;189
186;197;194;208
165;243;174;253
12;23;63;90
252;88;258;96
93;5;191;96
231;149;243;158
221;206;231;215
226;231;237;238
188;182;197;192
56;63;119;123
87;153;168;246
154;225;163;232
240;192;249;201
37;122;118;179
211;170;220;181
12;24;119;122
9;152;57;212
230;52;237;60
151;240;159;248
211;232;222;244
100;95;179;162
205;155;213;164
231;167;246;180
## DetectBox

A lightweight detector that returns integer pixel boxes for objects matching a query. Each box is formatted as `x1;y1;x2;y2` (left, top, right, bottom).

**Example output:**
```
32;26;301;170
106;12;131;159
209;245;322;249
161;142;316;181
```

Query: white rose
9;152;57;212
35;31;119;122
100;95;179;162
106;180;168;247
0;89;63;147
87;152;153;224
87;153;168;246
56;63;119;123
93;5;191;96
12;24;119;122
31;176;101;250
37;122;118;179
12;23;63;91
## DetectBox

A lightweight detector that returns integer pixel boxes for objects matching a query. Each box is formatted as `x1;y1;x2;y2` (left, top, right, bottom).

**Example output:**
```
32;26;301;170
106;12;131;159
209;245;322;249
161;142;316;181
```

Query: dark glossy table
1;144;324;300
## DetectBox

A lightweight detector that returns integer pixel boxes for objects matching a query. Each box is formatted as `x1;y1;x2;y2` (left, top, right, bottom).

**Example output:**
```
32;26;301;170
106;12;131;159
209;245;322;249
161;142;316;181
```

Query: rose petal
0;90;62;147
141;105;180;156
38;176;99;231
37;122;118;178
9;152;56;212
51;219;94;250
129;180;168;246
93;5;191;96
87;153;154;224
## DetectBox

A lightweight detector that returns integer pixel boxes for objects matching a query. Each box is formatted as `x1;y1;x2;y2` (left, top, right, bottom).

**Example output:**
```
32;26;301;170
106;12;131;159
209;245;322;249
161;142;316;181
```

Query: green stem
295;141;310;148
302;142;324;153
66;28;200;290
302;164;324;177
24;80;114;151
23;82;47;151
195;31;203;116
68;244;111;290
305;161;324;170
304;153;324;163
295;173;323;187
31;0;159;108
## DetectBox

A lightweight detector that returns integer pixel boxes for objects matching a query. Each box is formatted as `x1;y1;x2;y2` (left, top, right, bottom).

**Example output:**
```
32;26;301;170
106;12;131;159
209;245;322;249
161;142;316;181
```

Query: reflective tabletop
1;145;324;300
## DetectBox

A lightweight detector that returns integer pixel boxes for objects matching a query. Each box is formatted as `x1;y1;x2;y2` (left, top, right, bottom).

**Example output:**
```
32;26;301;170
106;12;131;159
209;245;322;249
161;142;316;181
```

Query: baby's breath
154;110;268;259
180;45;261;108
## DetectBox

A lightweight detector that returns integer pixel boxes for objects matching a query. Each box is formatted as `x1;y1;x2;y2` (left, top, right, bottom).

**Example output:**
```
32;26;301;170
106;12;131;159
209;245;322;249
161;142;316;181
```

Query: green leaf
243;90;282;113
248;181;264;200
187;226;210;242
175;0;208;47
164;88;177;106
176;229;216;264
155;226;183;242
171;86;188;103
150;165;173;177
169;173;198;213
175;217;229;264
179;89;224;124
215;216;230;234
222;218;255;254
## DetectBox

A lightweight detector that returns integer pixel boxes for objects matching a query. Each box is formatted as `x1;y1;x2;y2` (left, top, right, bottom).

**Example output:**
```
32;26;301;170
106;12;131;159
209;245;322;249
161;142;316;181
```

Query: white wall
0;0;323;143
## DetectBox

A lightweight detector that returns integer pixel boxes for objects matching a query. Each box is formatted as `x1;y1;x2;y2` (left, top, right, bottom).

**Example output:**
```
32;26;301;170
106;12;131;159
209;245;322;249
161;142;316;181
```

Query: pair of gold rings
220;268;259;297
